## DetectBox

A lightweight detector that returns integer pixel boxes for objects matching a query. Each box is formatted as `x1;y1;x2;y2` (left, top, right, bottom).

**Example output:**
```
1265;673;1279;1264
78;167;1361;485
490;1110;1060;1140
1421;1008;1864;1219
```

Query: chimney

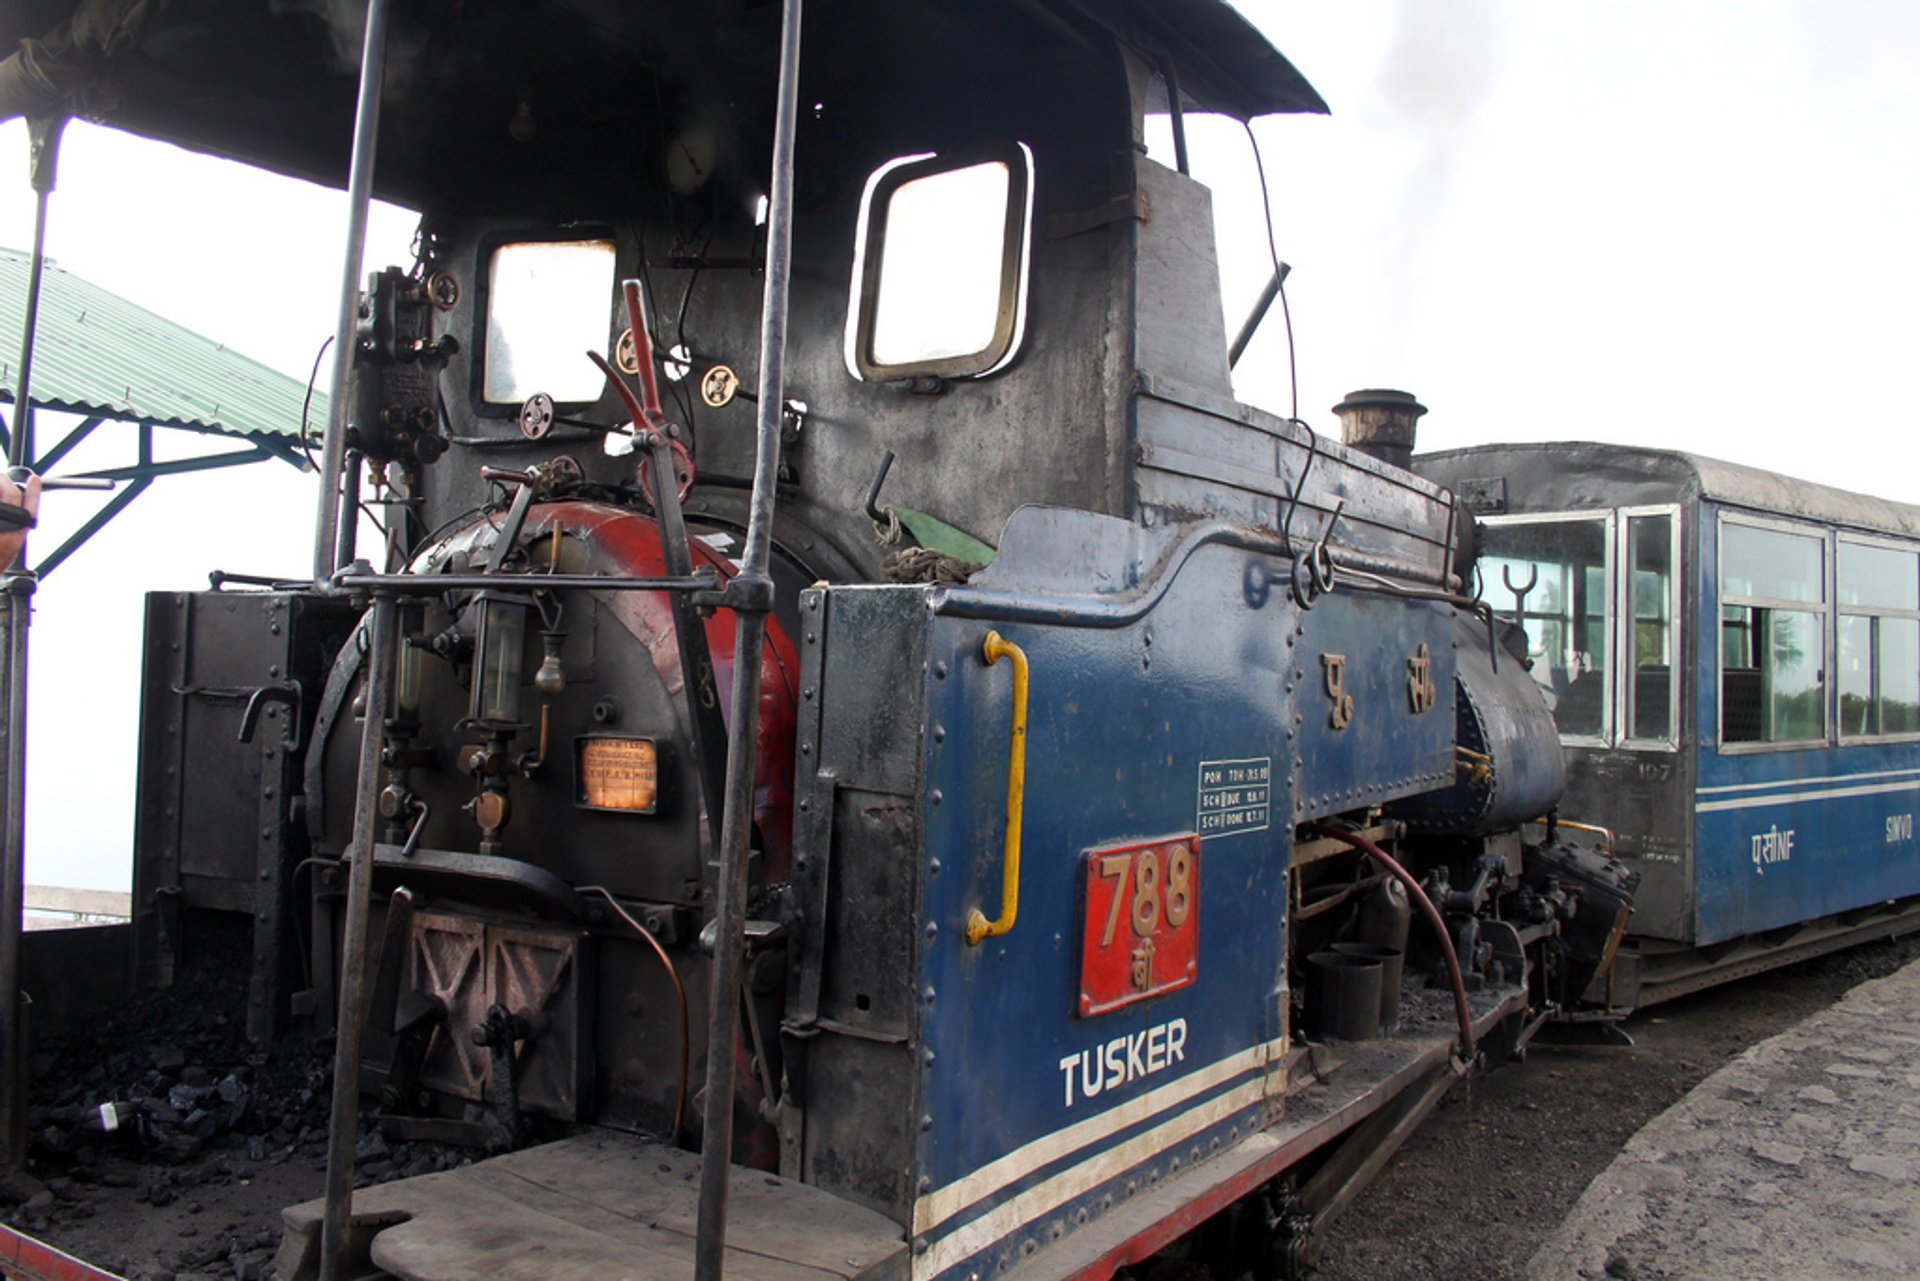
1332;389;1427;471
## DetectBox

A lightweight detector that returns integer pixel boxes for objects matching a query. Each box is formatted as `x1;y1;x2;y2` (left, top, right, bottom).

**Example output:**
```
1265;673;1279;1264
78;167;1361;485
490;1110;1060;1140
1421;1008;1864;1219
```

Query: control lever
471;1003;541;1151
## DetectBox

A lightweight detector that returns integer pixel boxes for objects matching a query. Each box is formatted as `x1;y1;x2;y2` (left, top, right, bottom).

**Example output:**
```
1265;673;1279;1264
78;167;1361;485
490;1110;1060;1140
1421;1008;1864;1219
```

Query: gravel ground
1305;931;1920;1280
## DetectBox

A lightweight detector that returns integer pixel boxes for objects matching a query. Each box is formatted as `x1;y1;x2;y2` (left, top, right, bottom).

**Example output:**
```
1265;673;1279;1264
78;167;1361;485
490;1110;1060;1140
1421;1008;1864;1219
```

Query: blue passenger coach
1414;443;1920;1003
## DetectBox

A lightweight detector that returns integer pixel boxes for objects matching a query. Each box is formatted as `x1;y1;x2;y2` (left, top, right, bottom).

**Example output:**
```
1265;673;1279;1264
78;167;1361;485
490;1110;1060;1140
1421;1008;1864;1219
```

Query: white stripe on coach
1695;777;1920;813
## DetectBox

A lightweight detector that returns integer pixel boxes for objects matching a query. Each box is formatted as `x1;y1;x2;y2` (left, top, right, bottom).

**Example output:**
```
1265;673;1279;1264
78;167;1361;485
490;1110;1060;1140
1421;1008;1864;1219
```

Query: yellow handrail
966;630;1029;945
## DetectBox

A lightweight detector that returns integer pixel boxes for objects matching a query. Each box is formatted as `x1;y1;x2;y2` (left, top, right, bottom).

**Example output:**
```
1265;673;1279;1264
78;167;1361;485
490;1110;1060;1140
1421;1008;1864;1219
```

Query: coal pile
6;928;472;1280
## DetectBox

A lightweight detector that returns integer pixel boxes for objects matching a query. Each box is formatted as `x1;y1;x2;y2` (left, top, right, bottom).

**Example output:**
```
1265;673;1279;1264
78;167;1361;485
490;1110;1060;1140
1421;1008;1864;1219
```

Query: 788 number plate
1078;835;1200;1017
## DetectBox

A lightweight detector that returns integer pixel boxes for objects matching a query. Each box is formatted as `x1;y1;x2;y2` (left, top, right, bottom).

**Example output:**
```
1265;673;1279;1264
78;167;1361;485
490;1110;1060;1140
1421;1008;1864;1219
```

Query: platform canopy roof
0;245;323;449
0;245;320;577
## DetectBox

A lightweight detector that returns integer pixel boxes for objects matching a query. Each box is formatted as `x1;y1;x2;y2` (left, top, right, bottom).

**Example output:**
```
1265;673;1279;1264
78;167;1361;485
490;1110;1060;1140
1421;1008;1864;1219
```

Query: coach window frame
1834;532;1920;742
1476;509;1617;749
1715;511;1832;753
1615;504;1683;751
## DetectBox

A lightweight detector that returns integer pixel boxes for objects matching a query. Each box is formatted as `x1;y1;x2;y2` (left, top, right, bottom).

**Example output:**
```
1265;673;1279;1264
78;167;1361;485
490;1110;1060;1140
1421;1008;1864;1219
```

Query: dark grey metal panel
817;787;920;1039
1132;159;1233;401
1562;747;1694;942
1136;377;1456;583
787;585;932;1223
133;589;358;1039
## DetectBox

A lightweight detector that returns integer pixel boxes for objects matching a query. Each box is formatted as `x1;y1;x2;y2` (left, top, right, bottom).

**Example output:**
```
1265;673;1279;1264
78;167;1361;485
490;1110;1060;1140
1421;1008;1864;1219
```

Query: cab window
847;144;1033;381
482;237;618;405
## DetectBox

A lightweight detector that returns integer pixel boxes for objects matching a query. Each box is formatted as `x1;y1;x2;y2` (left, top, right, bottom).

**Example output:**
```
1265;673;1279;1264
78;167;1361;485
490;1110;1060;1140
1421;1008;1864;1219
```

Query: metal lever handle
966;630;1029;946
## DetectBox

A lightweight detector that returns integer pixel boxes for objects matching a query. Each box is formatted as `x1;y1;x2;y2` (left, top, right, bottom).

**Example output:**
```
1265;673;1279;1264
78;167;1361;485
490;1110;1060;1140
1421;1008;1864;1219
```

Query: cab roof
2;0;1326;203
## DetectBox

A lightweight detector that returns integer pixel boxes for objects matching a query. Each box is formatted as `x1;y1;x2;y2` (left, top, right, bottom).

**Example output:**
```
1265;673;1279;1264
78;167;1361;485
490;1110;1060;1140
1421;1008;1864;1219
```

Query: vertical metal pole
694;0;803;1275
0;113;61;1172
0;577;33;1171
9;115;65;469
312;0;393;582
318;593;397;1280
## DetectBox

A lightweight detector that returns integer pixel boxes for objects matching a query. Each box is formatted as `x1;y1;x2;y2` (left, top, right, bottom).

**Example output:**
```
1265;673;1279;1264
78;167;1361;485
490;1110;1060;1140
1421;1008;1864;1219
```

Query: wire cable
1241;119;1299;423
299;335;335;470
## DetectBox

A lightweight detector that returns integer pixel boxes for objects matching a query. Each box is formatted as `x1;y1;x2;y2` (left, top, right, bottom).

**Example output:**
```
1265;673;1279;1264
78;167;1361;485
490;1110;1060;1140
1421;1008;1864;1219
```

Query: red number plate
1078;835;1200;1017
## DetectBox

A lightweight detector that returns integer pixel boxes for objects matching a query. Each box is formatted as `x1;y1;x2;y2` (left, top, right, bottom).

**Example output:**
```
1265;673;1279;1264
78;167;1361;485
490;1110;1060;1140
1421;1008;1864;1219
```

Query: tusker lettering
1057;1018;1189;1107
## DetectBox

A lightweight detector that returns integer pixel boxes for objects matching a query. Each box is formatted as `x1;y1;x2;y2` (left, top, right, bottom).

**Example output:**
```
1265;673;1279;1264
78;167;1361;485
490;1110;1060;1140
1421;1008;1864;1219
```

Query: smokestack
1332;389;1427;471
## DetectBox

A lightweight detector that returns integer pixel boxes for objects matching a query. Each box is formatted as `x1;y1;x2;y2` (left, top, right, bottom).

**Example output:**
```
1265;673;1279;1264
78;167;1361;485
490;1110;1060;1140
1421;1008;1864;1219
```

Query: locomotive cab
0;0;1642;1277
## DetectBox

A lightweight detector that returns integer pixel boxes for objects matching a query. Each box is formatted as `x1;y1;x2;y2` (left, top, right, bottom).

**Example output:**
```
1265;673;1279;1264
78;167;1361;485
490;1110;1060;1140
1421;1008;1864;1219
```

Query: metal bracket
238;679;305;749
692;572;775;615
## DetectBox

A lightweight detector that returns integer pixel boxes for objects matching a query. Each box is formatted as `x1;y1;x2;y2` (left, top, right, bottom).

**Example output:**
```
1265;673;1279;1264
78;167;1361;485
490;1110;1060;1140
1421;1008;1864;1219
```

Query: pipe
334;450;362;574
318;593;398;1279
1160;58;1189;176
9;116;64;470
333;568;716;595
694;0;803;1275
312;0;394;582
579;886;688;1135
1228;263;1288;370
1313;828;1475;1061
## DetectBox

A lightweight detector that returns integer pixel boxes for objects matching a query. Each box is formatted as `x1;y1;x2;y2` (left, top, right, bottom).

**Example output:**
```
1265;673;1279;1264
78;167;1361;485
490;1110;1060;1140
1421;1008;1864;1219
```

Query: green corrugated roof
0;246;323;442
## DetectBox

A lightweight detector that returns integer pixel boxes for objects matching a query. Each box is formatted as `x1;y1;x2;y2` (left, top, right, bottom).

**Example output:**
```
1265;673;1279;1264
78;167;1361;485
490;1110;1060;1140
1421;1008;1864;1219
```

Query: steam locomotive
0;1;1650;1278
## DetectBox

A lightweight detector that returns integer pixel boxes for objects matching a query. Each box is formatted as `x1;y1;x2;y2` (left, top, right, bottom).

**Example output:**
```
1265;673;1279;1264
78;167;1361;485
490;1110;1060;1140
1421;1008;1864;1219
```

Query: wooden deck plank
283;1133;906;1281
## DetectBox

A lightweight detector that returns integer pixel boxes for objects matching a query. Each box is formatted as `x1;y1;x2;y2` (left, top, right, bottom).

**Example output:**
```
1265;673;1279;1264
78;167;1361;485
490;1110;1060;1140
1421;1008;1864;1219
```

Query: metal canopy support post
318;592;397;1281
77;442;282;484
33;423;155;580
311;0;392;583
26;414;101;476
694;0;804;1275
32;476;147;579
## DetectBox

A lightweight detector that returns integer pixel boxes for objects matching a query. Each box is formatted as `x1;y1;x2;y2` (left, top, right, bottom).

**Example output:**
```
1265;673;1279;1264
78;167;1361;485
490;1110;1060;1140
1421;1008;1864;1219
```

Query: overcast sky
2;0;1917;889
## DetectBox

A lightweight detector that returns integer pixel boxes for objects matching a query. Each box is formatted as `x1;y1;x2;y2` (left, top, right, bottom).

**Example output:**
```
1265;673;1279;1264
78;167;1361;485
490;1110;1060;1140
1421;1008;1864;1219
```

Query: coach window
846;143;1034;381
1719;521;1826;745
1480;515;1612;742
1837;539;1920;738
1623;511;1679;744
